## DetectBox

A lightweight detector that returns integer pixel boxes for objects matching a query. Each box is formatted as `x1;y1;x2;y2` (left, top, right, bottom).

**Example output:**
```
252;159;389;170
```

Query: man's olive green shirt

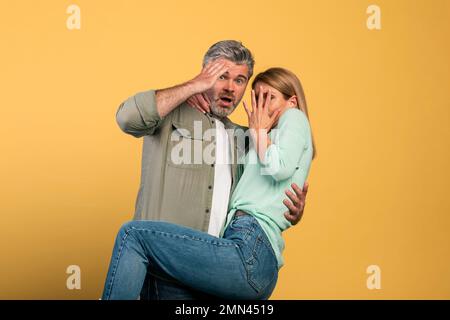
116;89;247;232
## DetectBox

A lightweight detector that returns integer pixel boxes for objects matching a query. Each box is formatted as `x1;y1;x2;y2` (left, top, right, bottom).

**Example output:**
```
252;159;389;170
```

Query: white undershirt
207;119;232;237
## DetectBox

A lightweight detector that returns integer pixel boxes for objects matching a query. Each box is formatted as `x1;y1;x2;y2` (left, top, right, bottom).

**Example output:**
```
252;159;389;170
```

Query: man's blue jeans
101;214;278;300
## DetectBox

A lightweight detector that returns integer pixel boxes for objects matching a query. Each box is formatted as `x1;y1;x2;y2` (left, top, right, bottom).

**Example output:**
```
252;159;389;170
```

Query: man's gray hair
202;40;255;78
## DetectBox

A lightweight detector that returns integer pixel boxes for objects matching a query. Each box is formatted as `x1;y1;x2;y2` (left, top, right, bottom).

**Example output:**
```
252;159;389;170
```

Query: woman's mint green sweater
219;107;313;270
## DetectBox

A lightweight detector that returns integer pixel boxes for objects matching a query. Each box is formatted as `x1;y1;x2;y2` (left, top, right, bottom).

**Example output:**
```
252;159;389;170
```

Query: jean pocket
245;234;278;294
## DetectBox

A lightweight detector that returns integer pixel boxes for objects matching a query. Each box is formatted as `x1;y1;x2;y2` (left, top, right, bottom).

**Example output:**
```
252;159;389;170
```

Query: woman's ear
288;95;298;107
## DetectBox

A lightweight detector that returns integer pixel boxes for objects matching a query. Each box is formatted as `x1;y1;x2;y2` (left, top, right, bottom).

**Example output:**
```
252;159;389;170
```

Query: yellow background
0;0;449;299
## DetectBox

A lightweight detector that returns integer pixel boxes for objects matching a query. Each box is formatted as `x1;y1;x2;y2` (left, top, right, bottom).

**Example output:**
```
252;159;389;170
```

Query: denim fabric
102;214;278;300
139;273;218;300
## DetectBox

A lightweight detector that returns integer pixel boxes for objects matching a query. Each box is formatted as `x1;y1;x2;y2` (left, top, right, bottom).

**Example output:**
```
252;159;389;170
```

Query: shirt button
211;164;215;167
205;209;210;213
208;185;212;189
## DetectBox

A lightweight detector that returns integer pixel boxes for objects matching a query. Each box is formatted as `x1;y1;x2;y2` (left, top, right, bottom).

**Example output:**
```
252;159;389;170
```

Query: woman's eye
219;75;225;80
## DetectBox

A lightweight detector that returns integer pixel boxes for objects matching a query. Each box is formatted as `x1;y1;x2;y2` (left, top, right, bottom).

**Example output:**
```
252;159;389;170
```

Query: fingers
282;198;297;213
198;59;230;92
283;183;303;225
202;60;217;73
284;211;302;225
202;60;218;75
282;182;308;226
196;94;210;113
206;58;230;76
269;108;281;127
243;101;252;119
303;181;309;195
207;61;224;75
282;199;301;226
187;96;205;114
251;89;257;111
258;85;264;110
187;97;196;108
213;63;230;78
292;182;307;203
187;94;210;114
256;86;265;122
204;58;225;72
285;188;300;208
202;92;211;105
263;89;271;112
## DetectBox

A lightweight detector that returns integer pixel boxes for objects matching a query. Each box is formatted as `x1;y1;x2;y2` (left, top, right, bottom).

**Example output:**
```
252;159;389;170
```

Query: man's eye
236;79;243;84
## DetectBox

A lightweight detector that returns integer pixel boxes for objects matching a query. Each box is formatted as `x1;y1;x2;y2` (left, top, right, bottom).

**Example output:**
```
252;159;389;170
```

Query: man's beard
209;99;239;118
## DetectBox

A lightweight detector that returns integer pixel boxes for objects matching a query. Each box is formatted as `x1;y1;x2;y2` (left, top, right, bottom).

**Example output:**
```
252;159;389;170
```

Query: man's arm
116;59;231;137
154;82;199;118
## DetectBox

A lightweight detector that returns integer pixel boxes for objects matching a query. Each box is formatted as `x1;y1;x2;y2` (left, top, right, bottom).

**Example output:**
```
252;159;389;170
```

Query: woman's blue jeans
101;214;278;300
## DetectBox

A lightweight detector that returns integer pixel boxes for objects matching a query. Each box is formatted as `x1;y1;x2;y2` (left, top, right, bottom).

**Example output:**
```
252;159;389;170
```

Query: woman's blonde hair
252;67;316;159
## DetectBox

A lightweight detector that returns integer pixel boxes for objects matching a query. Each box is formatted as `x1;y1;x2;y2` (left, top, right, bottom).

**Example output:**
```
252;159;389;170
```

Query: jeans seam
247;236;262;291
260;232;278;265
129;226;236;246
105;228;133;299
233;243;252;292
246;234;278;296
248;219;278;264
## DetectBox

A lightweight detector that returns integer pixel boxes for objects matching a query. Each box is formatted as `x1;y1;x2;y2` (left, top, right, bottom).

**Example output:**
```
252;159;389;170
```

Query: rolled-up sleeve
116;89;164;137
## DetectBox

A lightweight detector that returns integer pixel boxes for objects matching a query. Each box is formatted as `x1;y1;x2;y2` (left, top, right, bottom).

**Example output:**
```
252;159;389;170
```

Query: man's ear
288;95;298;107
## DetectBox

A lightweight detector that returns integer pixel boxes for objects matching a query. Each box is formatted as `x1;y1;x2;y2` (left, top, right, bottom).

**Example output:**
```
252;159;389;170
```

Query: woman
102;67;316;300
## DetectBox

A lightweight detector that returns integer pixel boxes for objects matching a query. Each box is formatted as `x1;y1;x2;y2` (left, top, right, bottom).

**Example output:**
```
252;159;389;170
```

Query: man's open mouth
219;96;234;106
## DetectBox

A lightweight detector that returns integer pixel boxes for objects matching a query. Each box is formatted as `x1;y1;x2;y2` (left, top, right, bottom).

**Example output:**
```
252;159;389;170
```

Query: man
115;40;309;299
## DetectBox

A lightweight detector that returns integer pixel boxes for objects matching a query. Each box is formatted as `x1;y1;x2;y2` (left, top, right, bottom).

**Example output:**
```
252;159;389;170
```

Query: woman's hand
243;87;281;161
243;87;280;134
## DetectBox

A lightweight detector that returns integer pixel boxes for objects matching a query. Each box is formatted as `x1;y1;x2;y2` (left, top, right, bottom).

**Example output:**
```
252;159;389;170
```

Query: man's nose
223;79;235;92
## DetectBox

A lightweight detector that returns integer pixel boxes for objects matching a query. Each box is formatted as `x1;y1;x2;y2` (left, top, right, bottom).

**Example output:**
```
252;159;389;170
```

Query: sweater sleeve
260;108;309;182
